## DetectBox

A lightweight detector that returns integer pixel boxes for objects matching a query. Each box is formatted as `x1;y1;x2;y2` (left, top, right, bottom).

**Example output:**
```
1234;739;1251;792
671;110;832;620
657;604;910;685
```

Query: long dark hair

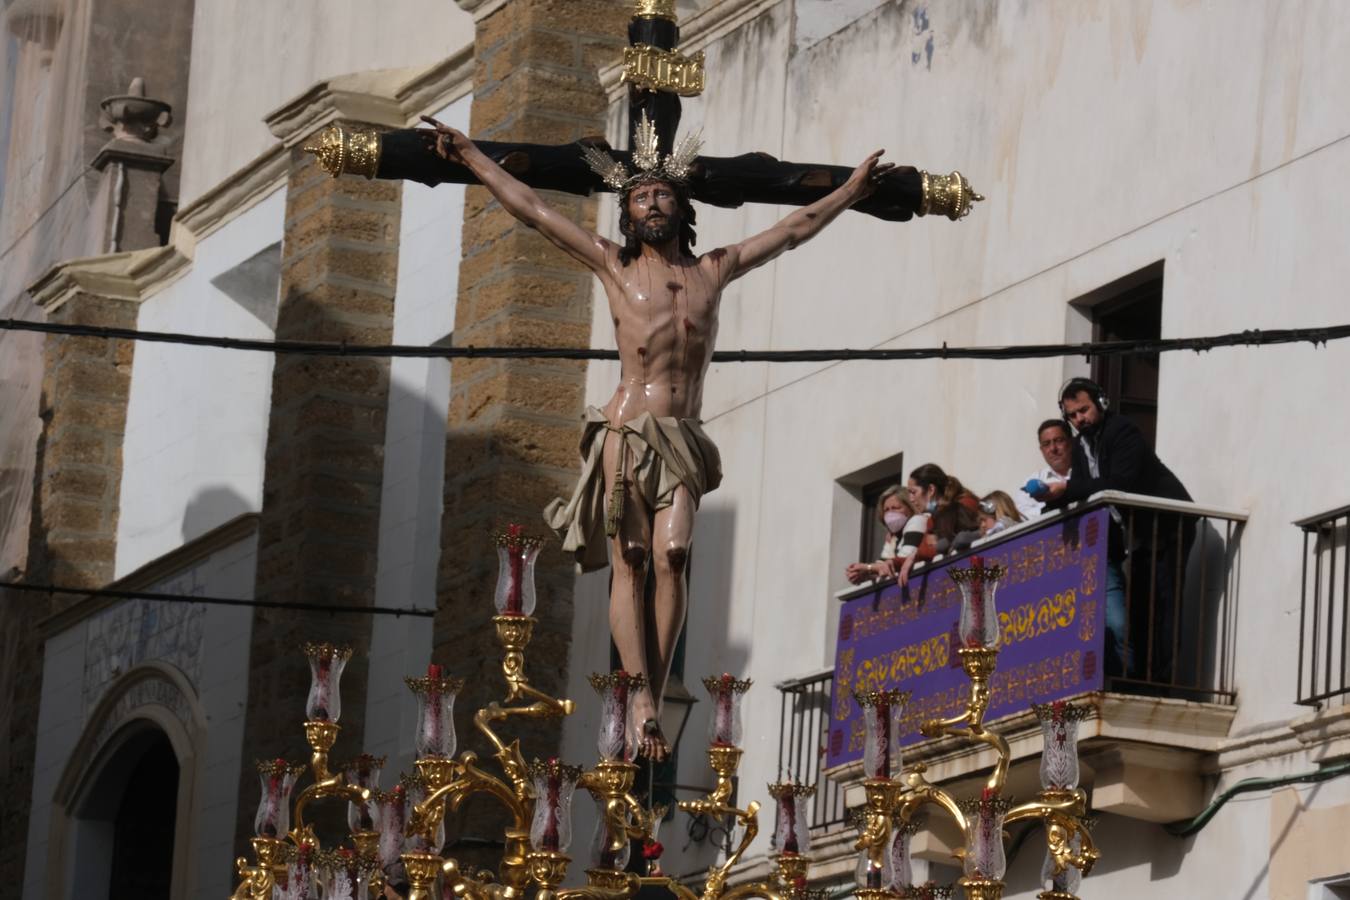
908;463;949;500
618;180;698;265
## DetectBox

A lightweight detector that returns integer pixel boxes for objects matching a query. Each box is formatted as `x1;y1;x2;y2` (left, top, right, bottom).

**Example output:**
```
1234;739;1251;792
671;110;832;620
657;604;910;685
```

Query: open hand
846;150;896;201
418;115;470;164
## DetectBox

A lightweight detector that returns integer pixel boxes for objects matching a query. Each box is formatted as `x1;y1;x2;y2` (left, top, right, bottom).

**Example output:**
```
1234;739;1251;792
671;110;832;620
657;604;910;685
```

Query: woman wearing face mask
845;486;917;585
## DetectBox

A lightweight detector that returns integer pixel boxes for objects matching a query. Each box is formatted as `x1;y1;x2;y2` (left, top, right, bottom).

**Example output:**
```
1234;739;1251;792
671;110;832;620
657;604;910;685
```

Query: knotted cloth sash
544;407;722;572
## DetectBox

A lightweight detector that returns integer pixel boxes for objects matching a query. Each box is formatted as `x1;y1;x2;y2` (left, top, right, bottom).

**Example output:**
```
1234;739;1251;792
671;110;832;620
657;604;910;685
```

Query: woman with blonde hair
845;485;918;585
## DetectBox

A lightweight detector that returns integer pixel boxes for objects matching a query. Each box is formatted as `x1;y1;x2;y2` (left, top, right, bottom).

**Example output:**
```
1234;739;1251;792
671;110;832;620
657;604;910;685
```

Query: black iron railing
1095;492;1245;702
776;669;848;831
1297;503;1350;706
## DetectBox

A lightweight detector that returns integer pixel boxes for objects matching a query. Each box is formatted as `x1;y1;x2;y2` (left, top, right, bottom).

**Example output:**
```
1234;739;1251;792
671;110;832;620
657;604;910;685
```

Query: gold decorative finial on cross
634;0;677;21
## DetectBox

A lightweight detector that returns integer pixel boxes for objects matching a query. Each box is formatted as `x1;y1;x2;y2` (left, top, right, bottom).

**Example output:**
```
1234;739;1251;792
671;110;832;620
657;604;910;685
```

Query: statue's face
626;180;682;244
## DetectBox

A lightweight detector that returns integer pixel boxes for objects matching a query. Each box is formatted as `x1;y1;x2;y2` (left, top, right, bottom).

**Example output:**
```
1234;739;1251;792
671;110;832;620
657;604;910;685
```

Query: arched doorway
107;732;179;898
67;725;180;900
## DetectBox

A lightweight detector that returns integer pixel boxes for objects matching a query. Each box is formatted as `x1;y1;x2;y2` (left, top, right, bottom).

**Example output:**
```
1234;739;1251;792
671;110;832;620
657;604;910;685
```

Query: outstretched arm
722;150;894;281
420;116;610;272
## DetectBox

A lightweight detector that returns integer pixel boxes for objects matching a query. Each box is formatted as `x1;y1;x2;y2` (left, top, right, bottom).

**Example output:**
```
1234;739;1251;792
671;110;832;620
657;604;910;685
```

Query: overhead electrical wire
3;317;1348;363
0;580;435;618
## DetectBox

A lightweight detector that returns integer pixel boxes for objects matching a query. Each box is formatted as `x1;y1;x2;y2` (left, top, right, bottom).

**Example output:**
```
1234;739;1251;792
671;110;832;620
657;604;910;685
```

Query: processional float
229;534;1099;900
231;0;1097;895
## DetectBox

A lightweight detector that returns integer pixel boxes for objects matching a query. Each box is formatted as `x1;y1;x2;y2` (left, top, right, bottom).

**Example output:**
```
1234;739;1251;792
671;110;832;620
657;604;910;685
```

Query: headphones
1057;376;1109;418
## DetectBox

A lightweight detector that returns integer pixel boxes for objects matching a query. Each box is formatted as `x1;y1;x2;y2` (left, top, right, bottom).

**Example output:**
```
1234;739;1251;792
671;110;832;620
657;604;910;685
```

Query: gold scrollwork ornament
302;125;382;180
919;170;984;220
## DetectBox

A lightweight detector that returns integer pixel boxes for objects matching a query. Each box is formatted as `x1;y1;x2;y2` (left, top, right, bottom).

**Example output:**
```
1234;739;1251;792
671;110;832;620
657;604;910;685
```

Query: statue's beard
634;209;680;245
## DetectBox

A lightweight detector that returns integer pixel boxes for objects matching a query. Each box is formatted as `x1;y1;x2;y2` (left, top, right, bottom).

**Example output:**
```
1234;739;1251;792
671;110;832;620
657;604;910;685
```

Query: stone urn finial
99;77;172;143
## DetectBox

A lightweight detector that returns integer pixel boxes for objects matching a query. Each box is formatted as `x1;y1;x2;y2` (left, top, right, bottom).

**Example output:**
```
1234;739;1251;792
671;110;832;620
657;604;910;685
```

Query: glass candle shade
768;781;813;855
529;759;583;853
339;754;385;833
1033;701;1091;791
855;846;894;892
854;689;910;780
948;558;1006;649
254;759;304;838
703;674;752;747
318;849;375;900
494;524;543;616
406;665;465;759
284;846;319;900
889;820;919;891
303;642;353;722
588;795;631;871
372;786;408;868
1040;835;1084;896
957;793;1014;881
401;774;445;855
589;671;647;761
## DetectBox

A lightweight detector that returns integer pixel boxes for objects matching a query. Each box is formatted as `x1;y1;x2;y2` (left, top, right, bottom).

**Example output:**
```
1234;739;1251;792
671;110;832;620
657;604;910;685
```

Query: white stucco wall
559;0;1350;891
363;94;470;774
177;0;472;206
24;531;257;899
116;189;284;577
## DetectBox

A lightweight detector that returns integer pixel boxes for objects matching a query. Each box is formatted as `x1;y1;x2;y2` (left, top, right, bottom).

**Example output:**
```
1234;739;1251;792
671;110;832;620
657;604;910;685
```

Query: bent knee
660;545;689;574
620;545;649;570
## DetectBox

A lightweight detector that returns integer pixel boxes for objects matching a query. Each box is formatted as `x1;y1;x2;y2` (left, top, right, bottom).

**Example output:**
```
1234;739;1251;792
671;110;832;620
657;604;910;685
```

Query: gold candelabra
228;544;1097;900
228;527;824;900
851;559;1100;900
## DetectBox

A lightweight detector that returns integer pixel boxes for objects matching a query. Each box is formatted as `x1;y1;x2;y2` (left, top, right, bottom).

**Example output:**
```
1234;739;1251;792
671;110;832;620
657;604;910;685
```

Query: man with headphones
1038;377;1193;688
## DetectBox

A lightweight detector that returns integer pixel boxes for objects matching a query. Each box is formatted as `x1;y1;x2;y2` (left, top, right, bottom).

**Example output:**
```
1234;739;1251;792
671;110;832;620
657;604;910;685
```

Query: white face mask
883;511;909;533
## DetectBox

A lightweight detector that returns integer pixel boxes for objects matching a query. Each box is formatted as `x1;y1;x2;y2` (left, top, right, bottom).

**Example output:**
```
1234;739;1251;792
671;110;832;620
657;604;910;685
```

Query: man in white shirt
1014;419;1073;519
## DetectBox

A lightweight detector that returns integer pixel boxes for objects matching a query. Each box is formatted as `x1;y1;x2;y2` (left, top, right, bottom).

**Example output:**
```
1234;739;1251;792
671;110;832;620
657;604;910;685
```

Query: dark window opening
859;473;905;564
1091;276;1163;448
108;733;179;899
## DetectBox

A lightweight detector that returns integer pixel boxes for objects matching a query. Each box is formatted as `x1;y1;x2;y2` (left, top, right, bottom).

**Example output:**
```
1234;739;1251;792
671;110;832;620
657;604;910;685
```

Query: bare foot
637;718;670;762
630;689;670;761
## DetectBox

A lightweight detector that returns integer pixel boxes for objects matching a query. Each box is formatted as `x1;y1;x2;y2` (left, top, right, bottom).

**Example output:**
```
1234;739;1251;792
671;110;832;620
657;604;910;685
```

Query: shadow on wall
181;484;253;544
688;505;748;699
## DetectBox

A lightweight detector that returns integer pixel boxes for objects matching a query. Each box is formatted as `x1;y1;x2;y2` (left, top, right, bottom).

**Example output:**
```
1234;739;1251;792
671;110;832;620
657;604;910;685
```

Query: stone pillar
438;0;627;767
1;282;138;890
28;292;138;589
237;132;402;843
94;78;175;251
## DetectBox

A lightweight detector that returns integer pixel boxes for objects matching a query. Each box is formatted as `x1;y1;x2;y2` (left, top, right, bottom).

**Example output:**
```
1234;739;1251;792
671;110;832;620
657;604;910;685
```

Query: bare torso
597;244;730;425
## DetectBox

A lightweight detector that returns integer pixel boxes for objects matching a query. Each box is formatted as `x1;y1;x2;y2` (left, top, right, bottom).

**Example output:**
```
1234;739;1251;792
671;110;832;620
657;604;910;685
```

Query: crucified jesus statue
421;113;893;760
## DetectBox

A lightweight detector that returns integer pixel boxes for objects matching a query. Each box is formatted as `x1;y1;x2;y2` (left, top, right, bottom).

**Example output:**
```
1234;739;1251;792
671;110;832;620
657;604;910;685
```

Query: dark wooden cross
305;2;980;223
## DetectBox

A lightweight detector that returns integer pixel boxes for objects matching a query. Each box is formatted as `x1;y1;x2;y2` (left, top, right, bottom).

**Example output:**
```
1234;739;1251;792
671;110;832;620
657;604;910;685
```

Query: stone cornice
453;0;508;22
37;513;261;639
27;245;191;315
265;69;414;147
393;45;475;118
171;143;288;255
171;51;471;257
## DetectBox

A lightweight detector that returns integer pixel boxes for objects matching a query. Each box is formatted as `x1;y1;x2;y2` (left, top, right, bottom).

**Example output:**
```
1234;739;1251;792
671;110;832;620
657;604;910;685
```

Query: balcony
776;493;1246;861
1292;503;1350;762
1297;503;1350;707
